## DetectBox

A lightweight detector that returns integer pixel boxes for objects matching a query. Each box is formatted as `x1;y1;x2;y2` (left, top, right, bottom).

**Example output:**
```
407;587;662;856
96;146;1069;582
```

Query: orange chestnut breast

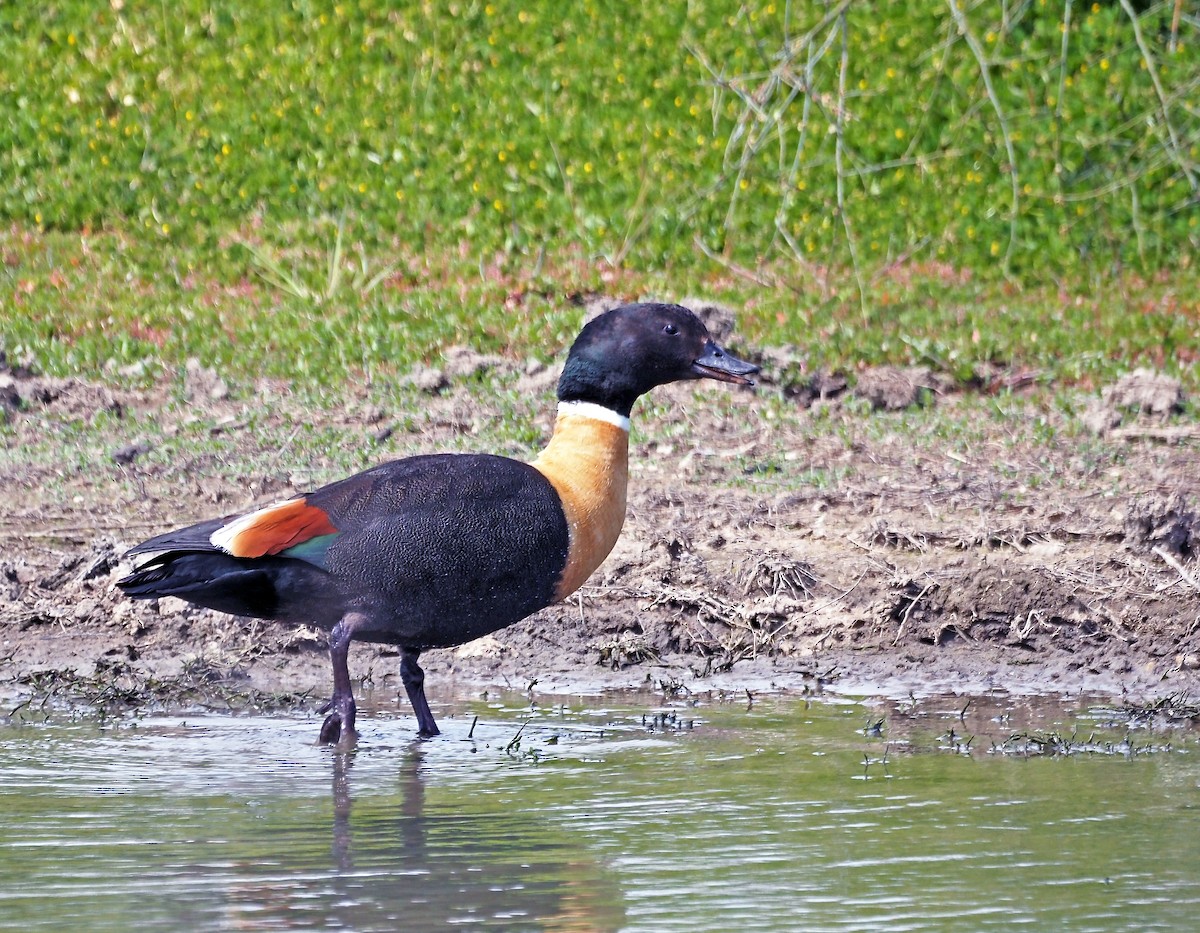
531;405;630;601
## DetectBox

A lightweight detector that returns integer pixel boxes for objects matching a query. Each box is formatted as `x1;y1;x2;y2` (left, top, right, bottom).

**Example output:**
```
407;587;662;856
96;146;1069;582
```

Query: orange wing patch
209;498;338;558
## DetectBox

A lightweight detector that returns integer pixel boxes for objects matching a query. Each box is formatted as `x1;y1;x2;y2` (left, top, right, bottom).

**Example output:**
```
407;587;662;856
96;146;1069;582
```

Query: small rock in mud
854;366;937;411
1124;493;1198;557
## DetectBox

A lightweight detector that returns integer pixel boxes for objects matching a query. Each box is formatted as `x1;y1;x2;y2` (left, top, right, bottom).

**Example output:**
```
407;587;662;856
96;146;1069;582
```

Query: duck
118;302;759;742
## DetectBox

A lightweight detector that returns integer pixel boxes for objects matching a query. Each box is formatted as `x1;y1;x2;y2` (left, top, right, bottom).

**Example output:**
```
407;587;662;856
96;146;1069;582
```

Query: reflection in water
330;740;355;873
0;712;627;932
218;737;624;931
3;692;1200;932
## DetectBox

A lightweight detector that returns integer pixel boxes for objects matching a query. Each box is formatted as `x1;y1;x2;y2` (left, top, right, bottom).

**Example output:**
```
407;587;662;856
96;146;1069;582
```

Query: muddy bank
4;346;1200;718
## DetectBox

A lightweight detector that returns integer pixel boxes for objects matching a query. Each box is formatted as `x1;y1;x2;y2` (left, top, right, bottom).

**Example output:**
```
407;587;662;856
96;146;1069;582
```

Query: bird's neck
555;354;643;417
531;400;631;600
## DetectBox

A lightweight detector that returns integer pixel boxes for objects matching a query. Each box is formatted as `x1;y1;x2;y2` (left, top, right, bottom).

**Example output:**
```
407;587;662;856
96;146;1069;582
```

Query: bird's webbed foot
319;692;357;745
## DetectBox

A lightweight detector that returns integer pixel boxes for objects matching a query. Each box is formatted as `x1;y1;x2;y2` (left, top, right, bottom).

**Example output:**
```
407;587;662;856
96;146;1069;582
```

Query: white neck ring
556;400;631;432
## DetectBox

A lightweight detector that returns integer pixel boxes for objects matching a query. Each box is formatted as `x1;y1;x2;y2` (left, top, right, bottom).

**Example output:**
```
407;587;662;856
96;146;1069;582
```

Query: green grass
5;222;1198;395
1;2;1198;395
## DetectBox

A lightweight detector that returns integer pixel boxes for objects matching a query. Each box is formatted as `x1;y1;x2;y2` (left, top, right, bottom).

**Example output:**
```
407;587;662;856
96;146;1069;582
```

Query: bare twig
1153;546;1200;591
893;582;935;645
806;568;870;615
504;721;529;754
692;235;805;294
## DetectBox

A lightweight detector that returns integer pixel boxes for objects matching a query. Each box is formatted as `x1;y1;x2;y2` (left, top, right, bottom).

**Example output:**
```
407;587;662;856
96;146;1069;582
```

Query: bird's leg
400;649;440;738
319;615;362;744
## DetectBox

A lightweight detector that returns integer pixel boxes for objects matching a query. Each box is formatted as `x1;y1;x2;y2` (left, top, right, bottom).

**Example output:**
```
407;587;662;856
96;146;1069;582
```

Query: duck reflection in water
222;737;625;931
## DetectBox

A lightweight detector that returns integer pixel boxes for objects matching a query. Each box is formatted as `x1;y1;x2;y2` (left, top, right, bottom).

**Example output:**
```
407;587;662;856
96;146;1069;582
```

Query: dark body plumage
123;455;569;645
119;303;758;742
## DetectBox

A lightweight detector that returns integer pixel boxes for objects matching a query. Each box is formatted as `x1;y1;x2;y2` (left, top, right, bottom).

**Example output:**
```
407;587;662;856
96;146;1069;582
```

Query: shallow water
2;689;1199;932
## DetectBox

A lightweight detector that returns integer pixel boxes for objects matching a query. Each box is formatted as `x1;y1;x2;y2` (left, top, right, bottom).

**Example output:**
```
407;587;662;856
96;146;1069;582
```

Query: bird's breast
531;412;630;601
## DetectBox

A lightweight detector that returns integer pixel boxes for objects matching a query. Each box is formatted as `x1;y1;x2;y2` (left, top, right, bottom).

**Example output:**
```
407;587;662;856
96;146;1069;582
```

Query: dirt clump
441;345;507;380
0;361;125;423
784;368;848;408
184;358;230;403
853;366;940;411
402;364;451;394
1124;494;1199;558
1107;369;1183;416
678;297;739;345
1083;368;1185;435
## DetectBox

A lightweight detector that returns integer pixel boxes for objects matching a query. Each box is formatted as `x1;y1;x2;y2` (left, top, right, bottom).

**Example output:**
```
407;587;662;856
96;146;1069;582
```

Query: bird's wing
125;453;553;573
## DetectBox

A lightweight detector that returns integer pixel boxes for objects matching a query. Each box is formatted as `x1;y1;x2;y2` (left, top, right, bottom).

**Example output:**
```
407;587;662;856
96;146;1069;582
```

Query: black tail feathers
117;552;341;624
117;556;180;598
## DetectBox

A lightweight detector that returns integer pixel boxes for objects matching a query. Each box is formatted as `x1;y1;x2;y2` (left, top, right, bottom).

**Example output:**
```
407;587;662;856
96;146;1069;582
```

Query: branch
833;8;868;319
946;0;1021;278
1153;546;1200;591
1053;0;1073;183
1118;0;1199;194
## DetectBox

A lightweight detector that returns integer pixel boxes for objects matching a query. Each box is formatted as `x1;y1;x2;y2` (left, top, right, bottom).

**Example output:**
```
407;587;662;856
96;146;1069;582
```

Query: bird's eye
663;323;679;336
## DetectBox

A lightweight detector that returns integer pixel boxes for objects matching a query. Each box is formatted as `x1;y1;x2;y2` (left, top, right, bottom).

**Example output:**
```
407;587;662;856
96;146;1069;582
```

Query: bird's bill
691;341;760;386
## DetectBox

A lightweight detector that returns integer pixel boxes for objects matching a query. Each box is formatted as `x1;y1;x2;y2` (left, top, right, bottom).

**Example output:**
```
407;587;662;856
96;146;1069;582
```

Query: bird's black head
557;303;759;416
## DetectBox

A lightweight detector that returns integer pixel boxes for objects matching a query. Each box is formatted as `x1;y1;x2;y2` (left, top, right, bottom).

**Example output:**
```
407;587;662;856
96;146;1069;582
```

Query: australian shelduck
118;302;759;742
